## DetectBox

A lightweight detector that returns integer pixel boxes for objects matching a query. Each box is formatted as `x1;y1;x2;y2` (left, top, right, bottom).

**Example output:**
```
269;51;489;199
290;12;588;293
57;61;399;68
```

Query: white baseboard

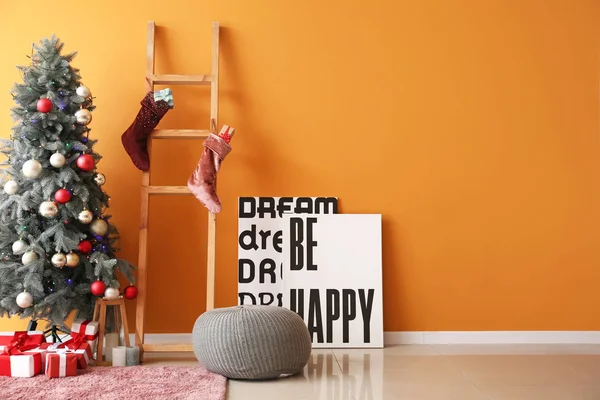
143;333;192;343
384;331;600;345
131;331;600;346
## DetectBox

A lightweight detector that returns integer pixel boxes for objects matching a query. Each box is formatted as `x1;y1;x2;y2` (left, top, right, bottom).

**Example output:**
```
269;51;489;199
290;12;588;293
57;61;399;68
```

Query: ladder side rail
135;20;156;351
206;22;220;312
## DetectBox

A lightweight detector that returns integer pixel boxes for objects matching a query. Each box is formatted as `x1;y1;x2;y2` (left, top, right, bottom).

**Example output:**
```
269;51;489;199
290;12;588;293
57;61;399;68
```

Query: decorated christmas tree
0;36;136;332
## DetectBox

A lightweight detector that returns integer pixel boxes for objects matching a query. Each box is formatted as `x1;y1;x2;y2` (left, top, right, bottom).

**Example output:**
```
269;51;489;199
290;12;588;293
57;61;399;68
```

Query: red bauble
36;98;53;113
123;285;138;300
77;240;92;254
54;188;72;204
90;280;106;296
76;154;95;172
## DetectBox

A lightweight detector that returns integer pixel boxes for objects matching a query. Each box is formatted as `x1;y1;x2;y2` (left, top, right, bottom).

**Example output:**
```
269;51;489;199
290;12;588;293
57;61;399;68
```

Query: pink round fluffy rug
0;365;227;400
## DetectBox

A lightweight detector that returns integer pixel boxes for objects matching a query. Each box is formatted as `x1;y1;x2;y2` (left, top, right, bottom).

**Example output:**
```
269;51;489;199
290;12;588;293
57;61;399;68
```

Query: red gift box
0;331;44;350
40;333;92;369
0;338;43;378
45;350;78;378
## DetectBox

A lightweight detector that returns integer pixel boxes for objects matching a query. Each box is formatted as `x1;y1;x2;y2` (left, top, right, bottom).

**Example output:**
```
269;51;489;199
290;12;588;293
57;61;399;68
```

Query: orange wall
0;0;599;334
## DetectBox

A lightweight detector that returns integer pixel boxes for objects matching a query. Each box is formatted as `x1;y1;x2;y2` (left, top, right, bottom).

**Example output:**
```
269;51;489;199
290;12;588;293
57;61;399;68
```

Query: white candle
104;332;119;362
112;346;127;366
126;346;140;366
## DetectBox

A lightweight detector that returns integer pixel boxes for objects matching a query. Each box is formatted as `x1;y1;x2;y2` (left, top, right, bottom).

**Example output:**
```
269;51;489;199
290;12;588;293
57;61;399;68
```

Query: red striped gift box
45;350;78;378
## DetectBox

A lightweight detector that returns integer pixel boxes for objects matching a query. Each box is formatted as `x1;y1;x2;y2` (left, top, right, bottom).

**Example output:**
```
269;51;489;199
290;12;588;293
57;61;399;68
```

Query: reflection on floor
143;344;600;399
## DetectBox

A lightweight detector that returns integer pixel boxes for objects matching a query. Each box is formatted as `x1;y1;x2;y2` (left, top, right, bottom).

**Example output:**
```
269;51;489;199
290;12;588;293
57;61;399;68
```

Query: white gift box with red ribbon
70;319;99;350
0;351;43;378
0;331;47;377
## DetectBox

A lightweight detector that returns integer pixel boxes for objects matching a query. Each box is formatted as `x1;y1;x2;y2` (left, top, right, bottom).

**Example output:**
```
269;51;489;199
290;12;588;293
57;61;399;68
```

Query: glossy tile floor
145;344;600;399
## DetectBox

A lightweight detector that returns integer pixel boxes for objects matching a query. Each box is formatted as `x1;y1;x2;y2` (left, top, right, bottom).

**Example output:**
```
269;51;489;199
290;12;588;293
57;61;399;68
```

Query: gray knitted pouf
192;305;312;380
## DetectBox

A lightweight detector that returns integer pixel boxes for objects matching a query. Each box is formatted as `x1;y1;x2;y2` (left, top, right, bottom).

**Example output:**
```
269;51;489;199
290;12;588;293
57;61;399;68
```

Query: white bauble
49;153;66;168
94;173;106;186
75;109;92;125
22;160;42;179
90;219;108;236
103;287;120;300
51;253;66;268
76;85;91;98
66;253;80;267
16;292;33;308
39;201;58;218
11;240;27;253
22;251;38;265
78;210;93;224
3;180;19;195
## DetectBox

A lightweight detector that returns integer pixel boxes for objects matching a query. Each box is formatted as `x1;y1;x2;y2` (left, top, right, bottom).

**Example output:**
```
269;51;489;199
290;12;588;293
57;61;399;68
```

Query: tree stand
27;320;65;343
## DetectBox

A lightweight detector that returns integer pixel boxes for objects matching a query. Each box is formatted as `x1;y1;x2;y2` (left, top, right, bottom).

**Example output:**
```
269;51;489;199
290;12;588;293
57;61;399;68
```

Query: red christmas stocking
121;91;171;171
187;124;235;213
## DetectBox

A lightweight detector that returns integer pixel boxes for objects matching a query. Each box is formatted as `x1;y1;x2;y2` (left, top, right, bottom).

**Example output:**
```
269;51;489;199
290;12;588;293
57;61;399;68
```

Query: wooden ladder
134;21;220;361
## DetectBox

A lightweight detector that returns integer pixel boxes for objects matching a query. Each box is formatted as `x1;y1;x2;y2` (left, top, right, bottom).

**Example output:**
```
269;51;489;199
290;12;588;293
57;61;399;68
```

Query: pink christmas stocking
121;91;171;171
187;124;235;213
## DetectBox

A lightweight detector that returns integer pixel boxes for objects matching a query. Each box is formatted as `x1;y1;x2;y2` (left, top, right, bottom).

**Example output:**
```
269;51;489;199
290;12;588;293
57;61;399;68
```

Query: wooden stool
93;297;130;366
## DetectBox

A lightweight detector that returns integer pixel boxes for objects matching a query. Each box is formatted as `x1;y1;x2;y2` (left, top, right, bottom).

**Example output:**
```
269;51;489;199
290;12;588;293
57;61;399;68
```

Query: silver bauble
75;109;92;125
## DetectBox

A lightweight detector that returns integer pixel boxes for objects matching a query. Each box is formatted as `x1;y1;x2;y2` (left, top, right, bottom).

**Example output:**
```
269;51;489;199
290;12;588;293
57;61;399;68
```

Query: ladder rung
150;74;213;85
145;186;191;195
152;129;210;139
142;343;193;352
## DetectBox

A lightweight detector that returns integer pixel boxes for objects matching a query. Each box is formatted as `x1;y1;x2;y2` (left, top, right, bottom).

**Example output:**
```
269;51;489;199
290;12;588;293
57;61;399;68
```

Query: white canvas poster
281;214;383;348
237;197;338;307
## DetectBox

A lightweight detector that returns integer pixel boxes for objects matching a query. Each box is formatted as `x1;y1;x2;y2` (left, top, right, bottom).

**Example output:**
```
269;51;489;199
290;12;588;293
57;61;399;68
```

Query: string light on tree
56;91;69;111
3;180;18;195
43;277;55;294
